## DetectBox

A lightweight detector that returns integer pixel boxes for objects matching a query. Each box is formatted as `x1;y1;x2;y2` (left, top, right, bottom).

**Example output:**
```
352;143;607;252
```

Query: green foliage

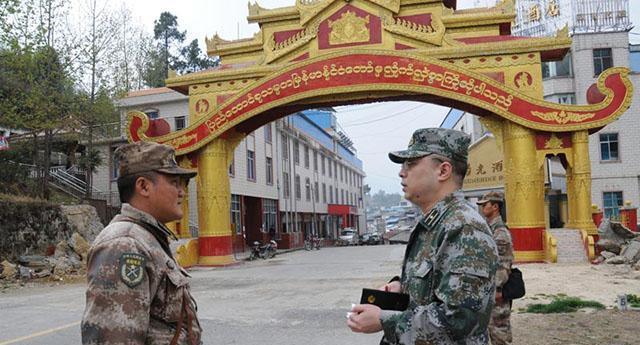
152;11;185;83
526;296;605;314
175;39;218;74
627;294;640;308
77;149;103;173
368;190;403;209
0;142;38;196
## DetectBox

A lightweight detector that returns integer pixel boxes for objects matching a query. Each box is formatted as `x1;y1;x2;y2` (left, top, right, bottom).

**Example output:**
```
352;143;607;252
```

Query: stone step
547;228;588;263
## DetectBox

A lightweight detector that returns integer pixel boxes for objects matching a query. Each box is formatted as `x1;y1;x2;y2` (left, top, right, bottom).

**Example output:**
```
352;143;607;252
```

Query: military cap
476;191;504;205
115;141;196;179
388;128;471;164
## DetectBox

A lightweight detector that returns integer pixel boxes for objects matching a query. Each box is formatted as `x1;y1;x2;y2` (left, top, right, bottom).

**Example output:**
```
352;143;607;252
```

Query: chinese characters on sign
547;0;560;17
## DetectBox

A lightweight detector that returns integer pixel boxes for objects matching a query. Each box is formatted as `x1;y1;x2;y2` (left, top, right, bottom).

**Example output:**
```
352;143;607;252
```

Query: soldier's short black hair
431;155;468;186
117;171;158;203
488;200;503;212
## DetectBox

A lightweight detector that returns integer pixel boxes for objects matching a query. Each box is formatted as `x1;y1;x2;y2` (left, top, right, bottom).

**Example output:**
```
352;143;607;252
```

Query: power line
334;103;387;113
341;104;426;127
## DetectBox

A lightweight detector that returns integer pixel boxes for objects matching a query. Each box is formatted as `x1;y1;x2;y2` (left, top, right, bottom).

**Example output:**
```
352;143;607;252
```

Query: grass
627;294;640;308
526;296;605;314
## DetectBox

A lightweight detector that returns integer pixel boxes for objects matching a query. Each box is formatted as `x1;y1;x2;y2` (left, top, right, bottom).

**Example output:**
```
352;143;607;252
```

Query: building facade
94;88;366;252
441;0;638;224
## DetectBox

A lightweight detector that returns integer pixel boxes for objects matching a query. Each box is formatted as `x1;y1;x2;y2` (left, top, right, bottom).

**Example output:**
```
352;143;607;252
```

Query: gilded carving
547;0;560;17
544;134;563;149
328;11;371;45
383;13;444;46
531;110;596;124
514;71;533;90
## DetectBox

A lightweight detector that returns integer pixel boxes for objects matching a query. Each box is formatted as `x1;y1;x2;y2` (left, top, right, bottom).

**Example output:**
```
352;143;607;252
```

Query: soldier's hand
378;280;401;293
347;304;382;333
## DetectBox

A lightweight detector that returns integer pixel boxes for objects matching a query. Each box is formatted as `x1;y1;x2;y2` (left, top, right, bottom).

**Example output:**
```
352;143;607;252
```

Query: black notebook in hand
360;288;409;311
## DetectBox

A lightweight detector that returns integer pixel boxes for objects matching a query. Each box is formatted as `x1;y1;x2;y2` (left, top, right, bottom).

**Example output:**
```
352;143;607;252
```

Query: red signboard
128;51;633;155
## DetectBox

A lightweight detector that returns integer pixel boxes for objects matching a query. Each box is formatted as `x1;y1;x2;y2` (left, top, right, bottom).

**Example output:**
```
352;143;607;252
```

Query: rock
633;261;640;271
601;251;617;259
598;219;639;240
620;241;640;264
0;260;17;279
60;205;104;243
597;239;622;254
52;257;73;276
605;256;628;265
17;255;48;269
68;232;90;262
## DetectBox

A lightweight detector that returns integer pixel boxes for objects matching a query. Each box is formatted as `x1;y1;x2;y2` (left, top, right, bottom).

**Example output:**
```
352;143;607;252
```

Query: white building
93;88;366;251
441;0;639;223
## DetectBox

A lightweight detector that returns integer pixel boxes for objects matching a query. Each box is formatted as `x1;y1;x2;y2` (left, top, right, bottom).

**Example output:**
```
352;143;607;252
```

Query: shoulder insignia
119;253;146;288
424;208;440;228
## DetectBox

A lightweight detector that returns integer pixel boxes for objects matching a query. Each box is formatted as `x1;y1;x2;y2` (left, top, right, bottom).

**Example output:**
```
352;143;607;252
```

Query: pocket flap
451;266;490;279
166;269;189;288
413;260;433;278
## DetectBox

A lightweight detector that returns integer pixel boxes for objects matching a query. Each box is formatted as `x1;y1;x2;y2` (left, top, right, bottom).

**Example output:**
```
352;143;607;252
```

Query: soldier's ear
135;176;152;197
437;160;453;182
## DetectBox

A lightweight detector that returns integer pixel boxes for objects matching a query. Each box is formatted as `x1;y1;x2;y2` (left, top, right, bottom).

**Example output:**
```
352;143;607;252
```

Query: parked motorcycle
304;236;322;251
249;240;278;260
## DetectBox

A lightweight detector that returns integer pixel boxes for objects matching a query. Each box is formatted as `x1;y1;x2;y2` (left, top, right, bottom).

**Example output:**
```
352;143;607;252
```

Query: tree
150;11;185;84
175;39;218;74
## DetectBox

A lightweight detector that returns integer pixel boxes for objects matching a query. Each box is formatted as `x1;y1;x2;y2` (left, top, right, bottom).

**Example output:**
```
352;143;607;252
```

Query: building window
229;159;235;177
322;183;326;203
263;199;277;235
303;144;309;168
281;134;288;160
305;178;311;201
593;48;613;76
231;195;242;235
341;189;345;204
143;109;159;119
340;165;343;182
266;157;273;185
603;191;623;219
247;150;256;181
264;124;272;143
314;181;319;202
295;175;301;199
542;52;573;79
328;159;332;177
545;93;576;105
313;151;318;171
599;133;619;161
294;141;300;165
321;155;325;175
283;172;290;198
111;147;119;179
334;163;337;179
329;185;333;203
175;116;186;130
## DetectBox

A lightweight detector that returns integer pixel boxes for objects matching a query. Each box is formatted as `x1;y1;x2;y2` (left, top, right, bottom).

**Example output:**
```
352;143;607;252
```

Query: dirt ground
510;263;640;345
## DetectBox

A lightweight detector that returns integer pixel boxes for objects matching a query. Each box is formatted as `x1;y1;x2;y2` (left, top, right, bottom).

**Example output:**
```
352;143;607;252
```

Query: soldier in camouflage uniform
477;192;514;345
348;128;498;345
81;141;202;345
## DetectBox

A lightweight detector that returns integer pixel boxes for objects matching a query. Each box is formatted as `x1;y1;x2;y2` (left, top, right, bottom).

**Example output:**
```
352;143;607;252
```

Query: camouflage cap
115;141;196;179
388;128;471;164
476;191;504;205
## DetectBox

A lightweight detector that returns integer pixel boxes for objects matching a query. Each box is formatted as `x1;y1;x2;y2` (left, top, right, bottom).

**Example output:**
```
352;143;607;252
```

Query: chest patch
119;253;146;288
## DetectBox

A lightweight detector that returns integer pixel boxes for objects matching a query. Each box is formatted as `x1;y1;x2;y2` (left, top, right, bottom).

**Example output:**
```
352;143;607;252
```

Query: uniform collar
420;190;464;228
118;203;178;241
488;215;505;228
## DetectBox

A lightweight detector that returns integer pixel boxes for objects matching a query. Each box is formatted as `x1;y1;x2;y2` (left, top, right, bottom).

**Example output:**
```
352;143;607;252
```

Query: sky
90;0;640;194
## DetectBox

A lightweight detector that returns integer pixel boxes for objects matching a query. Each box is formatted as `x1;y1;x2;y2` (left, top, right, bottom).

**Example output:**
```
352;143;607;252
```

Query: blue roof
439;108;465;129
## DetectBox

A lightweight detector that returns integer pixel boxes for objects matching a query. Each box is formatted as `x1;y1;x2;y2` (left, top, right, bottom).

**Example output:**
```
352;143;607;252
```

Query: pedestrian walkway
547;228;588;263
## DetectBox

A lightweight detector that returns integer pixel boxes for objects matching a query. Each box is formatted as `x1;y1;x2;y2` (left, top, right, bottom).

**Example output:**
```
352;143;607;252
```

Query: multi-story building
441;0;639;225
93;87;366;252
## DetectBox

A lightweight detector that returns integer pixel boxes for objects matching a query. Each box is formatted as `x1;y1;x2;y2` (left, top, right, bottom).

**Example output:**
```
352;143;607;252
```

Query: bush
526;296;605;314
627;294;640;308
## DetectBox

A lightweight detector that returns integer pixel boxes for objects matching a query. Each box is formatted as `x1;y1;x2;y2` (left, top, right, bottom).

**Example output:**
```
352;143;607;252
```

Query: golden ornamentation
544;134;563;149
168;133;197;149
496;0;515;14
369;0;400;13
383;13;444;46
547;0;560;17
265;20;319;64
531;110;596;124
297;0;332;26
528;4;541;22
328;11;370;45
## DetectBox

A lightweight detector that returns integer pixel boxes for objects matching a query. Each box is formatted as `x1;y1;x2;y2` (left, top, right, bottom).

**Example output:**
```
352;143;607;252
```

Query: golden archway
126;0;632;265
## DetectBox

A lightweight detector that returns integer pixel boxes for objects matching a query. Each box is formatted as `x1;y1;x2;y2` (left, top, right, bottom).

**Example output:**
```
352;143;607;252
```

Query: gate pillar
566;130;597;235
503;122;546;262
196;138;235;266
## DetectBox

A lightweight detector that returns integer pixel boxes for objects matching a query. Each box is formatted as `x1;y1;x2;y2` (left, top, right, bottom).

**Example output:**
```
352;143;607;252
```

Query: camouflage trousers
489;299;512;345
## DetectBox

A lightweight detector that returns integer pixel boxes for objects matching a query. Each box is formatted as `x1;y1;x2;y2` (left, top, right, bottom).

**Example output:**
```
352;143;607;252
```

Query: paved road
0;245;405;345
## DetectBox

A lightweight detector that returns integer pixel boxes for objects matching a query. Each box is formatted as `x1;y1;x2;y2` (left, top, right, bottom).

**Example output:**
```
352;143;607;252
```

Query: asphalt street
0;244;405;345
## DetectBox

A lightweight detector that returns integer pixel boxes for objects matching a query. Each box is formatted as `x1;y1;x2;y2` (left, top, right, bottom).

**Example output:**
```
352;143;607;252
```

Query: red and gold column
566;130;597;235
503;122;546;262
196;138;235;266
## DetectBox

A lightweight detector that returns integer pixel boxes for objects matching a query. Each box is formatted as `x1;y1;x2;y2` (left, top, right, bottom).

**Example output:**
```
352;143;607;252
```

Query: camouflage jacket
380;191;498;345
81;204;202;345
488;216;513;288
